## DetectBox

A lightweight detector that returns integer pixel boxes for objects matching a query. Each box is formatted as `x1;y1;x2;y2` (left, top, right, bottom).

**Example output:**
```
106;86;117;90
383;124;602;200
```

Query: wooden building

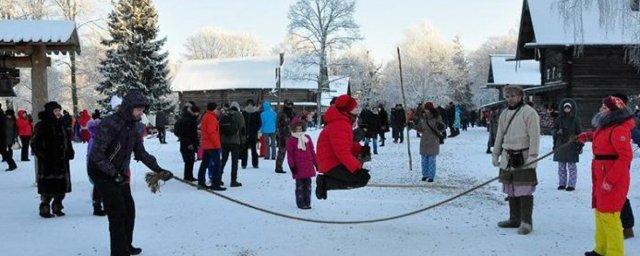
171;56;349;112
483;54;540;108
514;0;640;128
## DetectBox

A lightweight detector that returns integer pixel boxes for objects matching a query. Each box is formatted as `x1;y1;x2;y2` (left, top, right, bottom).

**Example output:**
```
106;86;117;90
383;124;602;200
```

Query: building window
552;66;557;80
546;68;551;81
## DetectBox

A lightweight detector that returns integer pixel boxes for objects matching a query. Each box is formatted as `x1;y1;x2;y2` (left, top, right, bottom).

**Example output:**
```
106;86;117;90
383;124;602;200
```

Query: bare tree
287;0;362;121
334;47;382;106
183;27;263;60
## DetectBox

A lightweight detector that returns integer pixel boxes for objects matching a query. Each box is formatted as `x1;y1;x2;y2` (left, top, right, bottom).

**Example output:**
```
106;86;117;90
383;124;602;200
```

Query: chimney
279;52;285;66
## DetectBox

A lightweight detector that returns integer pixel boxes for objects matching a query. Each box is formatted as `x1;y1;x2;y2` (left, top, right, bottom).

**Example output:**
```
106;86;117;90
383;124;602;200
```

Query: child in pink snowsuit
286;117;317;209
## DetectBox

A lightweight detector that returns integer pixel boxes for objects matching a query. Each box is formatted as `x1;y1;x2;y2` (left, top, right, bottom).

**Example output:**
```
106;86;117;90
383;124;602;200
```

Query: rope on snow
147;137;577;225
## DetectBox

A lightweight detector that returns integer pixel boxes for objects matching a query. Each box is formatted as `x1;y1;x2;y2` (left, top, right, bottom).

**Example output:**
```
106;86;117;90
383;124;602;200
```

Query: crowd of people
3;83;639;255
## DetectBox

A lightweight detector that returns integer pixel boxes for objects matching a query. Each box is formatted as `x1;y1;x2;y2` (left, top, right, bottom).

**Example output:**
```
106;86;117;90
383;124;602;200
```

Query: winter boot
557;185;566;190
210;186;227;191
230;181;242;187
315;176;327;200
275;169;286;174
129;245;142;255
584;251;603;256
518;195;534;235
52;204;65;217
497;197;521;228
565;186;575;192
39;203;54;218
93;202;106;216
624;228;635;239
485;147;492;154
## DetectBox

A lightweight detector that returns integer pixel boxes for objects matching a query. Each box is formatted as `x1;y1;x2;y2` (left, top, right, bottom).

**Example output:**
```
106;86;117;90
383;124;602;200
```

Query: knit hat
44;101;62;112
335;94;357;113
230;101;240;111
110;96;122;110
192;106;201;113
424;102;435;111
290;116;305;130
603;96;626;111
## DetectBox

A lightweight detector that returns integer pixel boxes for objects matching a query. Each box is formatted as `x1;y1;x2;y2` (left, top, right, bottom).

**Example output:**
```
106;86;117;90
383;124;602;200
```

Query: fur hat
603;96;626;112
424;102;435;111
44;101;62;112
335;94;357;113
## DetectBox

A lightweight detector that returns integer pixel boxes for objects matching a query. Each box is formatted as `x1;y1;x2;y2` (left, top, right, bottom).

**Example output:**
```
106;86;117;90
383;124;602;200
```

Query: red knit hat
603;96;626;111
424;102;435;111
335;94;358;113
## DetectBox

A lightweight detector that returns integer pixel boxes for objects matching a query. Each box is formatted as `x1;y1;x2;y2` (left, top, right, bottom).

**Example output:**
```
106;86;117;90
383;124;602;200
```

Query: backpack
220;112;238;137
173;118;184;138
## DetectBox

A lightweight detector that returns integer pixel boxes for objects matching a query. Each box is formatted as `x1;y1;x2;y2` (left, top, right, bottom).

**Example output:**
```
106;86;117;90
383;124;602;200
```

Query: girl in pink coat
286;117;318;209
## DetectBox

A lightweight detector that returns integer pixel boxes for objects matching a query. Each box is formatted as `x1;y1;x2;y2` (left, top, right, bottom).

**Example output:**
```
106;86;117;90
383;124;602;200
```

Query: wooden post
31;45;48;122
397;47;412;171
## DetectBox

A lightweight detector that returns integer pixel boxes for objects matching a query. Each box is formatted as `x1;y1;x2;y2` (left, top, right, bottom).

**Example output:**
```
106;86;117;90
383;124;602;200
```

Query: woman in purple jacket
286;117;318;209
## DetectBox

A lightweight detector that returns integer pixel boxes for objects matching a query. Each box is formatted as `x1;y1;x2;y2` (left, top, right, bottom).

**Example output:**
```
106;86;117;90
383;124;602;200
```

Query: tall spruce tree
98;0;172;112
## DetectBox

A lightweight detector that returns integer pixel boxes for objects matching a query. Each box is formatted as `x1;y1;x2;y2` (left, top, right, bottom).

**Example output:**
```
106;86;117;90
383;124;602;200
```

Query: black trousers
20;136;30;161
1;146;16;169
40;194;65;212
320;165;370;191
622;198;635;229
96;182;135;256
221;144;241;182
295;178;312;208
92;186;103;209
392;126;404;142
241;138;259;168
157;127;166;143
180;147;196;179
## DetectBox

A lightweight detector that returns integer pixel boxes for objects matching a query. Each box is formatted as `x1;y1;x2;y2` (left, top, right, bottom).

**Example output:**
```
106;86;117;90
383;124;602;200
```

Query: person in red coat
315;94;370;200
16;110;32;161
578;96;634;256
78;109;92;143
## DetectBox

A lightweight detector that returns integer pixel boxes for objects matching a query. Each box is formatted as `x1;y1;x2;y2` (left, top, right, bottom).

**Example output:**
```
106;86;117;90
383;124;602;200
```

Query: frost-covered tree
287;0;362;120
98;0;173;113
382;22;454;108
334;47;382;106
183;27;263;60
449;35;474;108
467;31;518;106
556;0;640;68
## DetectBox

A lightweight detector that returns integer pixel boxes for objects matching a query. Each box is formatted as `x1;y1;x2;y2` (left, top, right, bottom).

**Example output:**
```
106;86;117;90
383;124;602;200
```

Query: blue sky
154;0;523;61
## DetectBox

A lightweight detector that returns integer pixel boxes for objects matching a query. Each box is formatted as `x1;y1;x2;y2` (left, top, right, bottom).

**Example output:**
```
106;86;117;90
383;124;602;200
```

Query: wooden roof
0;20;80;55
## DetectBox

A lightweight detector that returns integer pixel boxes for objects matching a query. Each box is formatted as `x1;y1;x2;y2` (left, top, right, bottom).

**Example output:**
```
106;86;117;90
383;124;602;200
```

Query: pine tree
449;36;474;108
97;0;173;113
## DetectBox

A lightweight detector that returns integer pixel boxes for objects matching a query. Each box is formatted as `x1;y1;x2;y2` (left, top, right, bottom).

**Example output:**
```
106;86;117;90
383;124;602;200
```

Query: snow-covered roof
171;56;349;94
0;20;80;53
487;54;540;86
517;0;637;59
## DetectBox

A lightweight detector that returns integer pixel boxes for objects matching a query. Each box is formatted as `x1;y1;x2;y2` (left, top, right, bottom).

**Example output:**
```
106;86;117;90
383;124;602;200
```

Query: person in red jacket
315;94;370;200
578;96;634;256
16;110;32;161
197;102;226;191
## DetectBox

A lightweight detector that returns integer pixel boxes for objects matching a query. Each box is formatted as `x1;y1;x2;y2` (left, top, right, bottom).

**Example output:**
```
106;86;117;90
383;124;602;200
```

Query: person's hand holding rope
145;169;174;193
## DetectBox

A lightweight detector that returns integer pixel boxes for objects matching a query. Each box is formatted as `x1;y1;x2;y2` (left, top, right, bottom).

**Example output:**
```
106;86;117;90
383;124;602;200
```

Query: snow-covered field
1;127;638;256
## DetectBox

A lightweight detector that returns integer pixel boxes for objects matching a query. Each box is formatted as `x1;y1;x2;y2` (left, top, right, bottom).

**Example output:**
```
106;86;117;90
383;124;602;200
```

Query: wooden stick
397;47;412;171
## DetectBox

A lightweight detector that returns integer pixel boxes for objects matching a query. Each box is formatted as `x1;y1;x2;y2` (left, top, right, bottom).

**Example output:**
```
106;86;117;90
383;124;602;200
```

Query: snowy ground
1;127;639;256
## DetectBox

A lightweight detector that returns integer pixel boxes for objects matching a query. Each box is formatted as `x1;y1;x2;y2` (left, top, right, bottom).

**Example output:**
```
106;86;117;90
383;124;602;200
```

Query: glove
577;131;593;144
358;168;370;174
492;155;500;167
158;169;173;181
113;172;127;185
290;167;297;175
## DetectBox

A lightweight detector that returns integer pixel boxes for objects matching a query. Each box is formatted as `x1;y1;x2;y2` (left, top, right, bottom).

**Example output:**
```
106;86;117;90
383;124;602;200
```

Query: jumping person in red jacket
578;96;634;256
315;94;370;200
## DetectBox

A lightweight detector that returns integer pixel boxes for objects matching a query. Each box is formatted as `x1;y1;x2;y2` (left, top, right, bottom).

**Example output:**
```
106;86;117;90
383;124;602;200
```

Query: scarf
291;132;309;151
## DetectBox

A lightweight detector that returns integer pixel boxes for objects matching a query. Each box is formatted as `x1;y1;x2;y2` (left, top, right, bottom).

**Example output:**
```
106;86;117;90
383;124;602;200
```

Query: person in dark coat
359;106;381;154
175;102;199;182
0;104;17;171
390;104;406;143
241;99;261;169
487;107;501;154
32;101;74;218
378;104;389;147
88;90;173;256
4;109;17;168
552;98;582;191
275;100;295;173
155;110;168;144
